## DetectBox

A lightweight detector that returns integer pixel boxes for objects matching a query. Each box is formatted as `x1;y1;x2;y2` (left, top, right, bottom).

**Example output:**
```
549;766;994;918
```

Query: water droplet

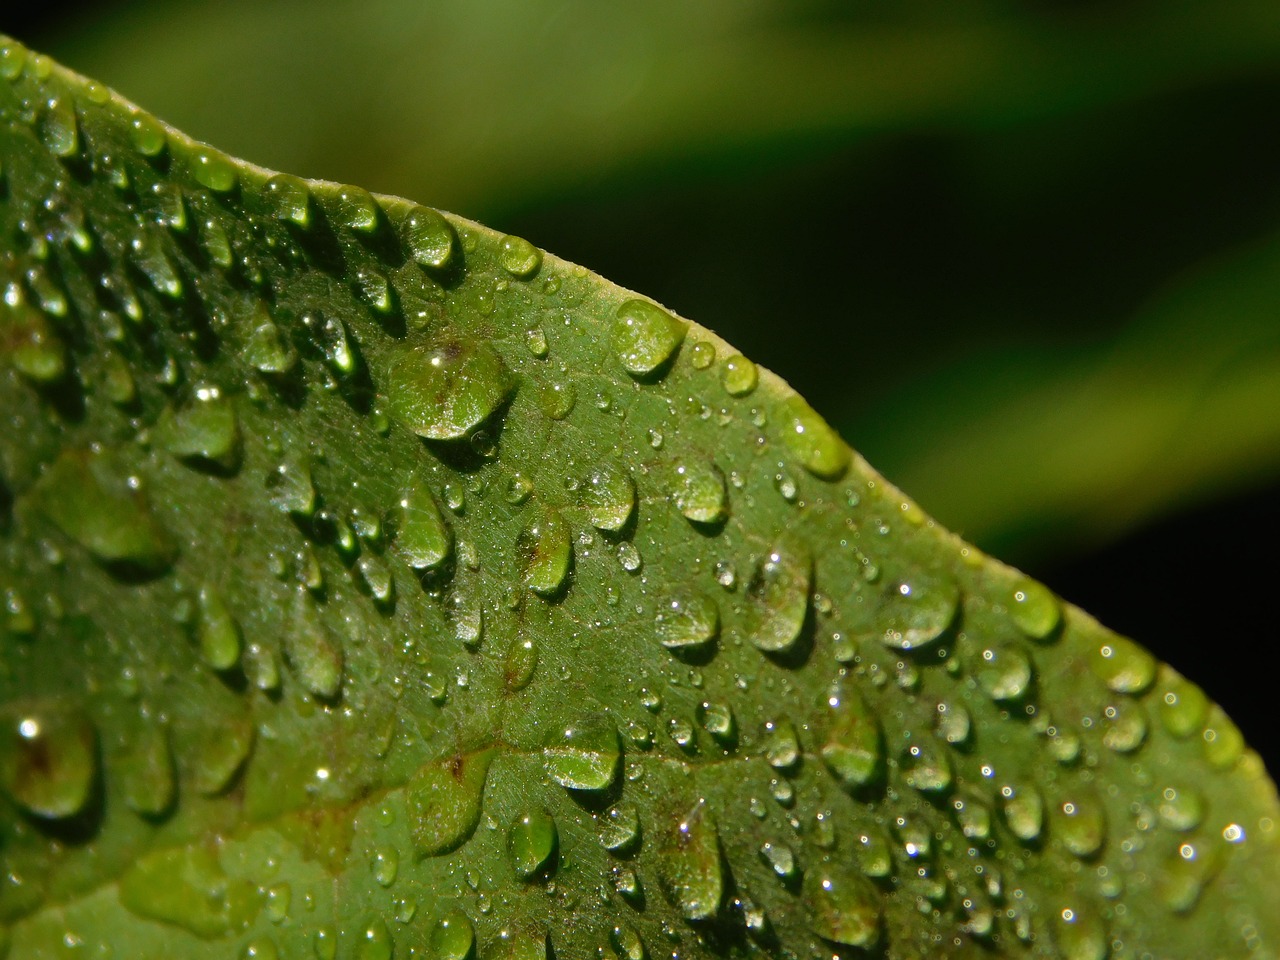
600;803;641;853
129;231;183;298
688;340;715;370
120;721;175;818
243;316;298;374
242;937;280;960
430;911;475;960
332;185;379;232
1;699;97;819
902;737;954;794
1054;904;1108;960
509;808;558;879
354;269;394;314
935;700;971;746
157;388;242;472
820;685;885;791
876;573;960;651
720;354;757;396
613;299;686;377
33;449;174;571
1101;699;1147;753
1090;636;1155;695
264;883;291;923
1054;791;1106;858
744;539;812;656
120;845;256;938
661;799;723;921
313;926;338;960
656;592;719;655
499;235;542;277
972;641;1033;702
4;288;67;383
1159;677;1209;738
356;916;394;960
524;326;549;358
536;379;576;420
545;715;621;791
41;97;78;157
0;39;28;80
672;460;727;525
188;147;236;192
283;588;344;700
263;173;311;226
492;929;547;960
779;395;849;480
268;457;316;517
402;205;454;268
371;845;399;887
191;713;254;795
1000;781;1044;843
764;719;800;771
1009;578;1062;640
582;464;635;531
854;827;893;878
196;586;241;671
697;701;736;746
758;841;798;883
953;792;993;841
523;510;572;596
609;923;645;960
804;860;881;949
504;637;538;691
386;340;515;440
1201;705;1245;769
406;749;494;856
1157;786;1205;832
396;487;453;570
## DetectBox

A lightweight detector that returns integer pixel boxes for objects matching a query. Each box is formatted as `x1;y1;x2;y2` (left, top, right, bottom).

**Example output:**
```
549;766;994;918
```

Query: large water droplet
402;205;454;269
720;354;758;397
582;464;635;532
600;803;641;853
876;573;960;651
1090;636;1155;695
545;715;621;791
430;911;475;960
1158;677;1209;739
779;395;849;480
406;749;494;857
1000;781;1044;843
509;808;558;879
158;388;242;472
820;685;885;792
672;460;727;525
744;539;812;656
120;845;256;938
613;299;686;377
356;917;394;960
396;486;453;570
33;449;174;571
972;641;1033;702
804;859;881;950
661;799;723;921
522;510;572;597
499;235;542;277
283;588;344;700
263;173;311;227
386;340;515;440
657;591;719;655
1;699;98;819
1053;790;1106;859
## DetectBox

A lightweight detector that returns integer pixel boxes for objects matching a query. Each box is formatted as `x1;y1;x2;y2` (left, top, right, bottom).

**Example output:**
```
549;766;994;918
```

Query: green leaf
1;33;1277;960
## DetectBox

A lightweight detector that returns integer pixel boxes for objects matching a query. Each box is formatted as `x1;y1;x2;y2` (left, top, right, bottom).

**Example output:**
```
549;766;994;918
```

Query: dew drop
656;592;719;655
243;317;298;374
33;449;174;571
1000;781;1045;843
820;685;885;791
720;354;757;396
697;701;735;746
354;269;394;314
157;388;242;472
1054;791;1107;858
371;846;399;887
779;395;849;480
188;147;236;192
600;803;641;853
545;715;621;791
661;799;724;921
613;299;686;377
196;585;241;671
804;860;882;949
672;460;727;525
1;699;98;819
40;97;78;158
356;916;394;960
263;173;311;226
283;588;344;700
405;749;494;857
396;486;453;570
242;937;280;960
763;719;800;771
972;641;1033;702
1090;636;1155;695
1158;678;1209;738
688;340;715;370
430;911;475;960
854;827;893;878
759;841;798;883
499;235;542;277
509;808;558;879
402;205;455;269
386;340;515;440
744;539;812;656
877;573;960;651
333;185;379;232
129;112;167;155
1009;578;1062;640
582;464;636;532
522;510;572;596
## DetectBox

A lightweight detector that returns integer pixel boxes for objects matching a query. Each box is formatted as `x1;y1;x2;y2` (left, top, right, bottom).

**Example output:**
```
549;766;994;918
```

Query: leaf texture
0;35;1277;960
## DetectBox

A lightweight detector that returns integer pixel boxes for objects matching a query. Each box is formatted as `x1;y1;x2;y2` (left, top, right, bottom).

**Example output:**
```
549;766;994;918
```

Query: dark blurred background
8;1;1278;772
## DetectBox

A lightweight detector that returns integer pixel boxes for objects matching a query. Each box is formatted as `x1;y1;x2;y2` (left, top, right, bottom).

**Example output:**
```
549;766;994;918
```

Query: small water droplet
41;97;79;157
688;341;715;370
1000;781;1044;843
1090;636;1155;695
371;845;399;887
745;539;812;656
764;719;800;771
804;860;882;949
672;460;727;525
582;464;636;532
263;173;311;226
158;388;241;472
1054;791;1107;858
973;641;1033;702
657;592;719;655
600;803;641;853
395;486;453;571
902;736;954;794
188;147;237;192
402;205;454;268
697;701;735;746
430;911;475;960
877;574;960;652
196;585;241;671
356;916;394;960
537;379;576;420
613;299;686;377
1009;578;1062;640
509;808;558;879
243;316;298;374
522;510;572;596
759;841;798;883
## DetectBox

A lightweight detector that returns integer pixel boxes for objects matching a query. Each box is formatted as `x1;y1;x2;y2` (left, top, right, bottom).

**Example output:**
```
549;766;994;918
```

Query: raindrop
720;354;758;397
430;911;475;960
386;340;515;440
545;715;621;791
657;592;719;655
196;585;241;672
402;205;454;268
803;860;881;950
1009;578;1061;640
820;685;885;792
499;235;542;277
779;395;849;480
405;749;494;857
509;808;558;879
1;699;98;819
396;486;453;570
877;573;960;652
744;539;812;656
522;510;572;596
661;799;723;921
600;803;641;853
582;464;636;532
972;641;1033;702
188;147;237;192
263;173;311;226
1000;781;1044;843
157;388;242;472
371;846;399;887
613;299;686;377
1090;637;1155;695
763;719;800;772
1054;791;1107;859
283;588;344;700
672;460;727;525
